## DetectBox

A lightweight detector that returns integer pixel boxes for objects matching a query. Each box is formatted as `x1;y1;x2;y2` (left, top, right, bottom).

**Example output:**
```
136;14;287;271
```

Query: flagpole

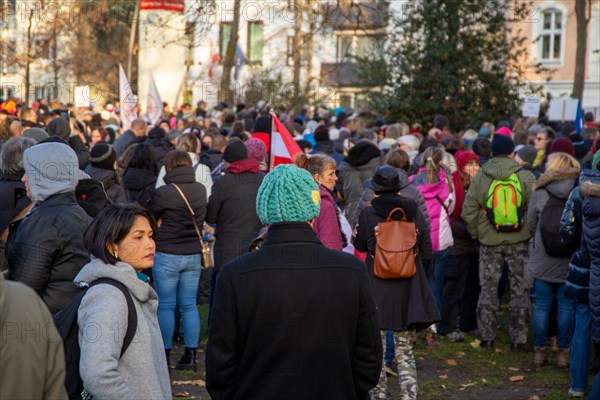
268;112;274;171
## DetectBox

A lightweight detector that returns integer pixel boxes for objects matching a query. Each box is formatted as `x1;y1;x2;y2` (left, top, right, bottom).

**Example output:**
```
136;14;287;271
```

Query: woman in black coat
121;143;158;208
353;165;439;400
147;150;207;371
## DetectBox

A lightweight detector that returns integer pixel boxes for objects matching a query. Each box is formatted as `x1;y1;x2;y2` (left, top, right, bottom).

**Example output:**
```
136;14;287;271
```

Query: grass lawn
169;304;592;399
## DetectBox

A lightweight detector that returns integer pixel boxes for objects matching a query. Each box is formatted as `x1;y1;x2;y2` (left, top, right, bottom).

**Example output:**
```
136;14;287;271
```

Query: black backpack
75;178;111;217
539;191;571;258
53;278;138;400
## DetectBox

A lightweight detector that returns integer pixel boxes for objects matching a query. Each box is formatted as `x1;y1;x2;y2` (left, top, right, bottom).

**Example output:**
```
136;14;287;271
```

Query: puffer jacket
526;167;579;283
121;167;157;208
561;169;600;302
411;167;455;251
84;164;127;204
583;178;600;343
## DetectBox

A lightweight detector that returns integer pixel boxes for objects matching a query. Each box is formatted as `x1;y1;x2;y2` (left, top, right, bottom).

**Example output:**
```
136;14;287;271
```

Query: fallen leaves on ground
528;396;540;400
508;367;520;371
459;382;477;390
172;379;206;387
174;392;190;398
445;359;458;366
438;375;449;380
469;339;481;348
509;375;525;382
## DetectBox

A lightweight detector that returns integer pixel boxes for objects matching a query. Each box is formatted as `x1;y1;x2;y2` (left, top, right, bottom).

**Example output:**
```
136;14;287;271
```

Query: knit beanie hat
90;142;117;171
22;127;49;143
256;164;321;225
314;126;330;142
46;117;71;141
517;144;537;165
495;126;513;138
491;134;515;157
478;127;491;138
244;138;267;162
550;137;575;156
223;140;248;163
593;150;600;172
454;150;479;172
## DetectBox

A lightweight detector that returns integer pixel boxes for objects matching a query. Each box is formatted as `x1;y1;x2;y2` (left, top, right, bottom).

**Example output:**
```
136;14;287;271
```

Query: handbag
373;207;418;279
170;183;214;269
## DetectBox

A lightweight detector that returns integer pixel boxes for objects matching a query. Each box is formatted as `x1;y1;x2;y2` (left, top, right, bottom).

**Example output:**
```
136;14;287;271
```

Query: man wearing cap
515;144;540;179
8;142;90;313
206;164;382;399
462;135;536;350
206;140;264;321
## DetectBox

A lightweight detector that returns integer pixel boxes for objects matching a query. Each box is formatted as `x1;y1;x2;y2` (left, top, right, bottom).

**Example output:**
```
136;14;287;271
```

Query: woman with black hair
75;203;171;399
121;142;158;208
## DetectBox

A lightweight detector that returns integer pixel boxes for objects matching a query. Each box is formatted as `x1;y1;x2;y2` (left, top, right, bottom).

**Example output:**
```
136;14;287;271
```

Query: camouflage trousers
371;329;417;400
477;242;532;344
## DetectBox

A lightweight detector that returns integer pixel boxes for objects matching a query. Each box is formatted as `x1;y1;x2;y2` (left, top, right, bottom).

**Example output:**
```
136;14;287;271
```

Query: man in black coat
8;142;90;314
205;140;264;321
206;164;382;400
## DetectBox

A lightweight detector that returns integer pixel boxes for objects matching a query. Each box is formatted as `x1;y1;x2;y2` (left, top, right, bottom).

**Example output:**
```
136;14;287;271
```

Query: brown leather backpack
373;207;418;279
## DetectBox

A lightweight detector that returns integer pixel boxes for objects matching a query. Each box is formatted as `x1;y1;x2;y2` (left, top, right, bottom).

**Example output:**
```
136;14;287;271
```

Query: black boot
176;347;197;371
165;348;171;368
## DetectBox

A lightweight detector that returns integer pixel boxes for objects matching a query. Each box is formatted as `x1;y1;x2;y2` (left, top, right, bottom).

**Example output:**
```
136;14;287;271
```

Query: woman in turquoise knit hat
206;164;382;400
295;153;346;250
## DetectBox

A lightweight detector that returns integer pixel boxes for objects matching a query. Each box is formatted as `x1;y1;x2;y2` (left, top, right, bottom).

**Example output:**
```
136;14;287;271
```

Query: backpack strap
89;278;138;357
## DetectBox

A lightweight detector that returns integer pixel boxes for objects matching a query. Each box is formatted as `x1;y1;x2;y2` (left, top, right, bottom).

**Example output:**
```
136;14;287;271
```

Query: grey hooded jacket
75;258;171;400
527;167;579;283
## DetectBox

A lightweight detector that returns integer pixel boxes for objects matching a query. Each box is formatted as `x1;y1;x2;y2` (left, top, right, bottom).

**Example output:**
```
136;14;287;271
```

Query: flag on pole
119;64;138;130
234;44;247;81
575;100;584;134
146;73;162;126
208;41;220;80
269;112;302;170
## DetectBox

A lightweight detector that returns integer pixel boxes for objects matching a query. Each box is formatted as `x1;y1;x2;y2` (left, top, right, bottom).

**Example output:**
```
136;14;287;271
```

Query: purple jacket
313;185;343;250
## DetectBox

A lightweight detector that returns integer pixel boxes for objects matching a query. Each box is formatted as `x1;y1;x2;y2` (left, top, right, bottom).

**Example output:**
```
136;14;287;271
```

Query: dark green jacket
461;157;536;246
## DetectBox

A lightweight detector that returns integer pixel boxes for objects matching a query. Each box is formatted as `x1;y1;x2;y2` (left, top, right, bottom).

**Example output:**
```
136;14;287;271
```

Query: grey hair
0;137;35;175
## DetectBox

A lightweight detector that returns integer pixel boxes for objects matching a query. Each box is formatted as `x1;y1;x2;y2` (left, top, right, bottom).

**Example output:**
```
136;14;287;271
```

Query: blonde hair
422;146;454;193
546;152;580;173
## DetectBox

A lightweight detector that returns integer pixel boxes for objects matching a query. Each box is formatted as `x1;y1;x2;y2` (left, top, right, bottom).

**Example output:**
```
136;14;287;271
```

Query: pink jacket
411;168;455;251
313;185;343;250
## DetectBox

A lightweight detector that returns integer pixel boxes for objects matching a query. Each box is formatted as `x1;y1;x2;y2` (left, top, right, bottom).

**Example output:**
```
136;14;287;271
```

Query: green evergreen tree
358;0;544;130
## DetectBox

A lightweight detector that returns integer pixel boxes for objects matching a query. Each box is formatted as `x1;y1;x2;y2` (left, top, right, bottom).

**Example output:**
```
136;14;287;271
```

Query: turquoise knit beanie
593;150;600;172
256;164;321;225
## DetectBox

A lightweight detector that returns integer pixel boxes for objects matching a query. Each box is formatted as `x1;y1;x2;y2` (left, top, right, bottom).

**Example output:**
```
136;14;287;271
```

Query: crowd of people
1;95;600;400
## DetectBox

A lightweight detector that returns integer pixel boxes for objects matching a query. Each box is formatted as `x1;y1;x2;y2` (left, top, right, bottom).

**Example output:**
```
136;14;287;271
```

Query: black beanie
46;117;71;141
491;134;515;157
314;126;330;142
90;142;117;171
223;140;248;163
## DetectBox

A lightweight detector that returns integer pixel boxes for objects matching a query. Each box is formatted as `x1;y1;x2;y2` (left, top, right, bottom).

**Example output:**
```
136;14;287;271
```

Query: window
336;34;384;61
247;21;264;64
540;9;563;61
219;22;232;58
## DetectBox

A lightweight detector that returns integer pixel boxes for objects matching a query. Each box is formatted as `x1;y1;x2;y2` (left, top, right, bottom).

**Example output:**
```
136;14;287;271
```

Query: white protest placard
522;96;540;118
548;98;579;121
74;86;89;108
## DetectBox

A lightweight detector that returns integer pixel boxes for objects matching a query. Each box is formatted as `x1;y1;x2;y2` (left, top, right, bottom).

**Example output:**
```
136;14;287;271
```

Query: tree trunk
25;10;34;105
221;0;241;103
572;0;589;101
304;2;315;99
291;1;303;112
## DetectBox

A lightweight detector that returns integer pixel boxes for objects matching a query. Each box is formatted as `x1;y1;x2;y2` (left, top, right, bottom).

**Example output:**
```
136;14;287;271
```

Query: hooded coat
84;164;127;204
526;167;579;283
582;179;600;342
8;143;91;313
121;167;157;208
462;157;536;246
337;141;381;220
352;193;439;332
75;259;172;399
561;169;600;303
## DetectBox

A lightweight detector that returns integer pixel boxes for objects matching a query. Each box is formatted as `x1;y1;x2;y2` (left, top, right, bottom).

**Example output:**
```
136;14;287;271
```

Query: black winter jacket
84;165;127;204
582;178;600;343
0;171;30;233
7;192;91;314
352;193;439;332
561;169;600;303
206;223;382;400
147;166;207;255
121;167;157;208
206;170;264;269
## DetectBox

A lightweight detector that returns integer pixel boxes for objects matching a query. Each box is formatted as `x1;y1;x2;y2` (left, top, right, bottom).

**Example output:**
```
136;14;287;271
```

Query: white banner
146;74;163;126
119;64;138;130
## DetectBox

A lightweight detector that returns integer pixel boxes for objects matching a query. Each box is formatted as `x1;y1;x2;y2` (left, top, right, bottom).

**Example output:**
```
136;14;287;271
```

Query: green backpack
485;172;525;232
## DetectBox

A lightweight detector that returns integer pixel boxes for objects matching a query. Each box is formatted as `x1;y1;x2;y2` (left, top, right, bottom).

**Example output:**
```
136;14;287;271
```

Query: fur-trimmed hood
581;180;600;197
534;167;580;190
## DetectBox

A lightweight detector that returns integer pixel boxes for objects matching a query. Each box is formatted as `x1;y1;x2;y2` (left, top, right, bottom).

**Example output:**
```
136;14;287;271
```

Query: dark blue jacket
581;175;600;343
561;170;600;303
